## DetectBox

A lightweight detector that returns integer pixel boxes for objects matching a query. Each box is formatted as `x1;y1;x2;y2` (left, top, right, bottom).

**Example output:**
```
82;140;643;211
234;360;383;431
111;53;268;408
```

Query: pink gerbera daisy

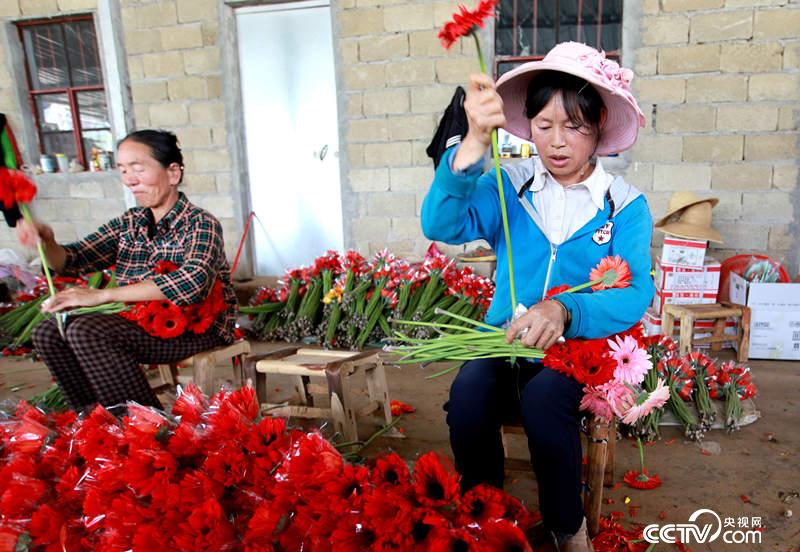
579;386;613;421
603;380;636;419
607;334;651;385
619;379;670;425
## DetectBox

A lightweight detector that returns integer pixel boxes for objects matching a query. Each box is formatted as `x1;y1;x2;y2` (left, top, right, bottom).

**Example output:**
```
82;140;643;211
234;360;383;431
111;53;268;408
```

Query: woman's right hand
453;73;508;170
16;218;54;248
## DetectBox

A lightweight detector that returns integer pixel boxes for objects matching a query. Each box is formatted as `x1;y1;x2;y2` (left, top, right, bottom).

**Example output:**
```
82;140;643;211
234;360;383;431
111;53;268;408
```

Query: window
494;0;623;76
17;16;112;168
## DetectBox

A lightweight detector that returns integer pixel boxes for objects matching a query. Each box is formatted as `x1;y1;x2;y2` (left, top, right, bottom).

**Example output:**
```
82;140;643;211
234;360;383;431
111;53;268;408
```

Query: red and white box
642;308;736;348
660;236;707;268
654;257;721;293
652;289;718;314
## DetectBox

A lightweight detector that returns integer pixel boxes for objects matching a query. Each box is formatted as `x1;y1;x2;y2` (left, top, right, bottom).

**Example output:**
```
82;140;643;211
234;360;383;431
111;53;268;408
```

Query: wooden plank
502;424;526;435
738;305;751;362
255;361;325;376
679;315;695;355
584;418;610;537
357;400;380;417
262;404;332;419
296;347;361;359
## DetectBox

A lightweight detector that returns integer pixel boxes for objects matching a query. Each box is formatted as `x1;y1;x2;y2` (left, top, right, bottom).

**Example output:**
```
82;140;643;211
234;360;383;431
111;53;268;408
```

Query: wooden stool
149;340;252;396
662;302;750;362
501;417;616;537
244;347;400;442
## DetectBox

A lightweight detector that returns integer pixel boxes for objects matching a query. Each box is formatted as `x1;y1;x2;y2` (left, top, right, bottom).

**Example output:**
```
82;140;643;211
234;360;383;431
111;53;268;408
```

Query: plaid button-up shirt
61;193;237;342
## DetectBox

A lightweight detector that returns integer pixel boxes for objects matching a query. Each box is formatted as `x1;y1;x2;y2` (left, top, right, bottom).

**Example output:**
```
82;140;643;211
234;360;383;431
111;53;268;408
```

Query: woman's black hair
525;70;605;139
119;129;184;183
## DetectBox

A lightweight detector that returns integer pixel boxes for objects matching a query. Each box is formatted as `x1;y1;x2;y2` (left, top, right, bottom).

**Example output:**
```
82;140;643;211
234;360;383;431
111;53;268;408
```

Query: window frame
493;0;622;78
16;15;109;169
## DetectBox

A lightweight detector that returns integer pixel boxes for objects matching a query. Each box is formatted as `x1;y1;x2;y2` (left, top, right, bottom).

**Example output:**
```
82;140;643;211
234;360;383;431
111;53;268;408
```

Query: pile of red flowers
245;247;495;348
0;385;543;551
119;261;226;339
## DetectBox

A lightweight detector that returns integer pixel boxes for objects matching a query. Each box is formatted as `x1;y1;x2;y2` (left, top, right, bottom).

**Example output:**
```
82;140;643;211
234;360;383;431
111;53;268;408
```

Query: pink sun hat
495;42;646;156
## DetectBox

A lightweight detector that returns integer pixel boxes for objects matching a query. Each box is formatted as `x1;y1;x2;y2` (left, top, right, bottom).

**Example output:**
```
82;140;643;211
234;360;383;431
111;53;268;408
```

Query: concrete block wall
338;0;479;260
120;0;238;260
626;0;799;271
0;0;128;257
0;0;797;277
0;0;239;265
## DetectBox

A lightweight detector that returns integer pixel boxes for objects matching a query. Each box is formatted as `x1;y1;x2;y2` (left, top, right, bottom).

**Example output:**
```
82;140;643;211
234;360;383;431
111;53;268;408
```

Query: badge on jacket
592;221;613;245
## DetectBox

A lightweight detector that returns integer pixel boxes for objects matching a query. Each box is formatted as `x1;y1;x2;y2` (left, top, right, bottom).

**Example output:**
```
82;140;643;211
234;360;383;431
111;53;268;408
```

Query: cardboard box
654;257;721;292
642;309;736;347
660;236;707;268
652;289;718;314
729;272;800;360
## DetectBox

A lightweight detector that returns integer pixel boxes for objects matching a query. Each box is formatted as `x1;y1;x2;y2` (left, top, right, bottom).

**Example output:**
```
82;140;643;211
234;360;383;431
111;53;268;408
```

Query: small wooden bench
149;340;251;395
662;302;750;361
243;346;400;442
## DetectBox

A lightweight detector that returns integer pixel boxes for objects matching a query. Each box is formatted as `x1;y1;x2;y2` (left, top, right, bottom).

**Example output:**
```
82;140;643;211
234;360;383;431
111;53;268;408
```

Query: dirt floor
1;341;797;551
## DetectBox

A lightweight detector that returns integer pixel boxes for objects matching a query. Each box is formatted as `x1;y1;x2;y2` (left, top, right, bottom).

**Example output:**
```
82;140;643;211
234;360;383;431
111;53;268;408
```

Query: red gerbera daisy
371;452;411;490
390;399;416;416
151;309;188;339
589;255;632;291
438;0;499;49
481;519;533;552
410;508;450;551
412;452;460;509
623;469;663;490
545;283;572;299
458;484;508;525
0;167;37;208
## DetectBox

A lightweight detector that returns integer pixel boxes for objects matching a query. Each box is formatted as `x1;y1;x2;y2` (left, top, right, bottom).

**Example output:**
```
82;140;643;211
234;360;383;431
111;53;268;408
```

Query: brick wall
0;0;241;268
119;0;238;259
627;0;799;271
339;0;477;260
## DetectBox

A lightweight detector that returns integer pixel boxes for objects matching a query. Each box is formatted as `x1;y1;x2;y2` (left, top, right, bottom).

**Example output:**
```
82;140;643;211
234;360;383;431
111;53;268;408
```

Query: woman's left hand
505;301;566;350
41;288;110;313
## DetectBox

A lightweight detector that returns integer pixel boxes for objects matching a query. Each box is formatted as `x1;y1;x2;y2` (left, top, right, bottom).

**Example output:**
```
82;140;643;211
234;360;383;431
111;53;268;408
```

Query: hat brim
657;222;723;244
496;59;645;156
654;198;720;228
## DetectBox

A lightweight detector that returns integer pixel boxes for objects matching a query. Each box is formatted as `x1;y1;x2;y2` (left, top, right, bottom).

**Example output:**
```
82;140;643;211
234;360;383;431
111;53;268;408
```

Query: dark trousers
445;357;585;535
33;313;224;411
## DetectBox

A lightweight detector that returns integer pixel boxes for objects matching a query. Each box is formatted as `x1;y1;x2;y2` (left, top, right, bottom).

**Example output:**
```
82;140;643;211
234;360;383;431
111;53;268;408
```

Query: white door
236;1;343;276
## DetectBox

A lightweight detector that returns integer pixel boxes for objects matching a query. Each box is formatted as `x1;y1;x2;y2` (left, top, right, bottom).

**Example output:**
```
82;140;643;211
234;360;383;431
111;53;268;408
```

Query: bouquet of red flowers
243;248;494;349
120;260;226;339
0;386;540;551
716;360;757;432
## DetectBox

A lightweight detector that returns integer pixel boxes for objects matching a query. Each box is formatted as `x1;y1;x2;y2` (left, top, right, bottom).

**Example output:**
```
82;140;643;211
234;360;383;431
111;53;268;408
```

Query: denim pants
444;357;585;535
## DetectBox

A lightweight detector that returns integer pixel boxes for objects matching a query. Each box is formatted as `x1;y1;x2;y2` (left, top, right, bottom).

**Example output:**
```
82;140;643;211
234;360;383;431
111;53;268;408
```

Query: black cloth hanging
426;86;468;169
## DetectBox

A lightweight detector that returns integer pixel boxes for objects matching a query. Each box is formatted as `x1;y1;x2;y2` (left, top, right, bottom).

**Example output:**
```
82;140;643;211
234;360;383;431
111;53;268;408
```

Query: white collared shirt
529;156;613;245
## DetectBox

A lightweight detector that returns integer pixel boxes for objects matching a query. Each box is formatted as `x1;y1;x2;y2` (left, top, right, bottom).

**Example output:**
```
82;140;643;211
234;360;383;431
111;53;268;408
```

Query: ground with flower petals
1;342;796;550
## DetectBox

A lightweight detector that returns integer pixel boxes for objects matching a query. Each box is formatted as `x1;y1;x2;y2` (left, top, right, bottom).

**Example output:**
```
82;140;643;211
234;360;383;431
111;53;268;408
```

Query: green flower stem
433;307;502;332
562;277;605;294
390;318;482;334
473;31;517;316
19;204;57;301
637;436;645;473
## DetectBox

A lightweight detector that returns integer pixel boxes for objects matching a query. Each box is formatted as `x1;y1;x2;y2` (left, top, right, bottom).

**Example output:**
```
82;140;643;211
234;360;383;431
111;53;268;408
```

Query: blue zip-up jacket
421;147;655;339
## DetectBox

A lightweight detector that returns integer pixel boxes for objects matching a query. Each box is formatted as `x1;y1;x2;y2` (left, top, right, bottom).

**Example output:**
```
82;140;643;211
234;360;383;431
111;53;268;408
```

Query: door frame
222;0;348;278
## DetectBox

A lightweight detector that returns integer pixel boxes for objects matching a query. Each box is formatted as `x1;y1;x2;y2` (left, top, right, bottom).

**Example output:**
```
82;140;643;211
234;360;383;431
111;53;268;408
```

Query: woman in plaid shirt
17;130;237;411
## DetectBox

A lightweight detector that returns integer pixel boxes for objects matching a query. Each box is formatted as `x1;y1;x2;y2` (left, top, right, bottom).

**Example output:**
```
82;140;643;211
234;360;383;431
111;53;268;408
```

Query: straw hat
655;198;723;243
654;191;719;227
495;42;645;155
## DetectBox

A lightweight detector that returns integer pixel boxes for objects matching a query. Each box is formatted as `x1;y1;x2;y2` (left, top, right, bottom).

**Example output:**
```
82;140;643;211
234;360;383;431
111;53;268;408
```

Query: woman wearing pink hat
421;42;655;551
